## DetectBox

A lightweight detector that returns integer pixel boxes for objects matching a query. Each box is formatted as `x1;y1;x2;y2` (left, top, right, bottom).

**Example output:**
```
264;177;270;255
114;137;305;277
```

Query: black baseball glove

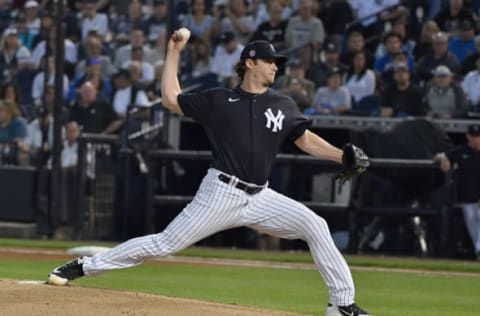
336;143;370;184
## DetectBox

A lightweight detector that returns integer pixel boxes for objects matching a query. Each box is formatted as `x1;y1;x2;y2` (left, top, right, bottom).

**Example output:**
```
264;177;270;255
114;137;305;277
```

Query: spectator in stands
15;13;37;51
433;123;480;260
31;26;78;76
68;57;112;104
26;85;54;165
375;17;416;59
31;12;54;49
380;63;427;117
61;121;79;168
114;28;154;71
213;0;255;45
189;37;212;80
373;31;415;73
24;0;41;35
340;31;374;69
182;0;214;42
69;81;122;134
0;101;28;163
448;19;477;64
277;58;315;102
110;0;147;44
249;0;287;51
415;31;459;83
344;51;376;105
307;41;347;88
32;56;69;106
0;0;12;32
111;69;150;117
320;0;354;38
425;65;468;118
309;67;351;115
460;36;480;75
80;0;109;41
61;1;82;43
349;0;406;43
209;31;243;85
434;0;476;34
413;20;440;59
0;28;33;83
75;33;114;78
0;82;25;117
285;0;325;65
122;46;155;86
1;83;21;106
126;61;146;89
461;56;480;112
145;0;167;44
146;61;164;101
380;51;414;86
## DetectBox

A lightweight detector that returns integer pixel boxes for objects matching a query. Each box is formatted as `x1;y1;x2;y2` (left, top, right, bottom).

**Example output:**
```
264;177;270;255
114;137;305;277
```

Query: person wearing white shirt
31;28;78;69
31;56;69;104
24;0;41;35
121;46;155;85
61;121;79;168
209;32;243;82
111;70;150;116
461;57;480;111
114;28;154;70
344;51;376;104
26;86;55;155
80;0;109;40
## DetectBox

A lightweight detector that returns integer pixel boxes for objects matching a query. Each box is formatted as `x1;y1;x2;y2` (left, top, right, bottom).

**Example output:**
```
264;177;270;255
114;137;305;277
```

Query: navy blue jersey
178;87;312;185
446;145;480;203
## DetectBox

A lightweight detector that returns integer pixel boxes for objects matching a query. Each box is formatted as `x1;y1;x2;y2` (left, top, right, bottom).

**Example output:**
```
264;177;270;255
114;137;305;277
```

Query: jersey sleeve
177;89;213;124
287;101;313;141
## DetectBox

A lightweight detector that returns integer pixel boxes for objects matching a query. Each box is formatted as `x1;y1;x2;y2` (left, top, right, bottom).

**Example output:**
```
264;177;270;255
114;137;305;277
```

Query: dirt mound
0;279;303;316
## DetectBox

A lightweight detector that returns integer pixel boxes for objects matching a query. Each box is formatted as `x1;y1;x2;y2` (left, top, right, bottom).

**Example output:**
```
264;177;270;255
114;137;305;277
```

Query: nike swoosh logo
338;308;355;316
228;97;240;102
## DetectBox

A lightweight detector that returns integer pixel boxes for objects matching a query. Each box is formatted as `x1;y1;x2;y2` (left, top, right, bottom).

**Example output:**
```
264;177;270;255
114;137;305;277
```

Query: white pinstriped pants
462;203;480;254
82;168;355;305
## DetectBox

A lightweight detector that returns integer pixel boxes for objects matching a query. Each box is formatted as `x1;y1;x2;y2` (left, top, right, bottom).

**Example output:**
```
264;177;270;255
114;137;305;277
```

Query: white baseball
174;27;191;42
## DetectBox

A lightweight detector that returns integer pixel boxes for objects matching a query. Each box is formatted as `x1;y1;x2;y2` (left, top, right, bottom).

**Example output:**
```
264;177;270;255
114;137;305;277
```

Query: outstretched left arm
294;130;343;163
295;130;370;182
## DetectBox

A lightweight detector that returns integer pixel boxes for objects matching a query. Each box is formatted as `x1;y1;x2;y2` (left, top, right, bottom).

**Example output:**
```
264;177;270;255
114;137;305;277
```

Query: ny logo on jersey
264;108;285;132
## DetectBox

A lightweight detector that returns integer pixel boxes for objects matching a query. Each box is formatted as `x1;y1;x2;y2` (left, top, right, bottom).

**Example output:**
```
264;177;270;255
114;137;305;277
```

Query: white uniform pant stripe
246;189;354;305
82;168;355;306
462;203;480;253
83;170;245;275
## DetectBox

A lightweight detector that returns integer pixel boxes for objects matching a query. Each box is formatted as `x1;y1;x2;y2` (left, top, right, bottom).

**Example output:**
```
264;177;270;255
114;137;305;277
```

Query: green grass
0;257;478;316
1;237;480;273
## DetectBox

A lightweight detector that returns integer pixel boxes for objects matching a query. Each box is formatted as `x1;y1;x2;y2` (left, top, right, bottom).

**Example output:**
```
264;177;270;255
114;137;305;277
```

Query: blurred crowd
0;0;480;167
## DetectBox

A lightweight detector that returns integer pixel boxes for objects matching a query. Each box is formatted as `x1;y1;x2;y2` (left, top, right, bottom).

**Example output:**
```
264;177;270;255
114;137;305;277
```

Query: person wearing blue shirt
0;101;27;164
448;20;477;64
374;31;414;73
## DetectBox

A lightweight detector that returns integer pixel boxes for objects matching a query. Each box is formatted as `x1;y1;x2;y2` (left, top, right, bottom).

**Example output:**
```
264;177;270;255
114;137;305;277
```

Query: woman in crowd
344;51;376;106
413;20;439;59
182;0;215;41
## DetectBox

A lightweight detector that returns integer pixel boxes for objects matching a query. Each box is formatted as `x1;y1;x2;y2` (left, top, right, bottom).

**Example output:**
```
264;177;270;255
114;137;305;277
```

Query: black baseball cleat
326;303;373;316
47;257;85;286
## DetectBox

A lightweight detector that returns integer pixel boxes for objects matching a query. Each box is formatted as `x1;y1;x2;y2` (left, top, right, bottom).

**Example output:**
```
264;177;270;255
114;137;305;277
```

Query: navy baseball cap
467;123;480;136
240;41;287;64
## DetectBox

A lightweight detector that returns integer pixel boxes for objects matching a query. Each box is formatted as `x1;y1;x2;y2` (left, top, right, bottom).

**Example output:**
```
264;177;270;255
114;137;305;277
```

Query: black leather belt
218;174;264;195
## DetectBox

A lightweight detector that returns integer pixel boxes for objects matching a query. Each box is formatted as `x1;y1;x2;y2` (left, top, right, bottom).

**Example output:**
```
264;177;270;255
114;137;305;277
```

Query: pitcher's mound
0;279;302;316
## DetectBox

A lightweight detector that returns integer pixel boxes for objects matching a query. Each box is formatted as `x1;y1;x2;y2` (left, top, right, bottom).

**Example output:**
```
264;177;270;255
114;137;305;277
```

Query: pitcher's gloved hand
336;143;369;184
